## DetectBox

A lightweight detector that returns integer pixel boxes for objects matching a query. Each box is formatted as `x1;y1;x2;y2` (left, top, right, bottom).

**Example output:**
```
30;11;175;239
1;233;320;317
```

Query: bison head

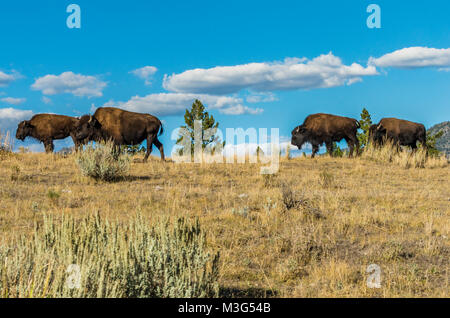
372;124;387;145
75;115;101;141
291;125;308;150
16;120;33;141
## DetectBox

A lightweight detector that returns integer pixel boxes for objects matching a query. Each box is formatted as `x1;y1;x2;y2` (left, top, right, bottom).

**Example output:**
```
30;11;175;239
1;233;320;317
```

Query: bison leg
153;138;165;161
311;145;319;158
44;140;54;153
144;133;157;162
345;136;359;157
70;134;81;152
354;138;360;156
325;142;334;157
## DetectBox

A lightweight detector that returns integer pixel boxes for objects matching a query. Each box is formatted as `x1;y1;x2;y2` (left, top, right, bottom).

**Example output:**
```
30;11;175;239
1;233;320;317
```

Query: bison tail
159;122;164;136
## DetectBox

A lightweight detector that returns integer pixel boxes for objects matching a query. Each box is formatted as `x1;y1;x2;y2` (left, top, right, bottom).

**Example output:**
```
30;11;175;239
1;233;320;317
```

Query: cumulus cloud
102;93;263;116
1;97;26;105
246;92;278;104
31;71;107;97
163;53;377;95
42;96;52;104
219;105;263;115
0;71;20;87
369;47;450;69
130;66;158;85
0;107;33;134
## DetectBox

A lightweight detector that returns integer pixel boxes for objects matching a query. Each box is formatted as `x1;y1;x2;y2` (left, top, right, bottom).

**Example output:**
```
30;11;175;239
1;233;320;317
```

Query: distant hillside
428;121;450;156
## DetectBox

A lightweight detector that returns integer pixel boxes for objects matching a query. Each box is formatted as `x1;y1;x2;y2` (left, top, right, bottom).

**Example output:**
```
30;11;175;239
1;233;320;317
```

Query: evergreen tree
357;108;373;148
424;130;444;157
176;99;223;156
332;142;344;157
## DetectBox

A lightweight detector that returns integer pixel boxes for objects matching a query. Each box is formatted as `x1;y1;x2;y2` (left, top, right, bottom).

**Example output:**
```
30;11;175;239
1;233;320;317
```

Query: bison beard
291;113;360;158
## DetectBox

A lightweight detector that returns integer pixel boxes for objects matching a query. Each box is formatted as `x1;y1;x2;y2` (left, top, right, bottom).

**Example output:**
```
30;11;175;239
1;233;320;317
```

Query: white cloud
246;92;278;104
31;71;107;97
0;107;33;134
369;47;450;69
42;96;52;104
102;93;263;116
0;71;20;87
163;53;378;95
219;105;263;115
130;66;158;85
1;97;26;105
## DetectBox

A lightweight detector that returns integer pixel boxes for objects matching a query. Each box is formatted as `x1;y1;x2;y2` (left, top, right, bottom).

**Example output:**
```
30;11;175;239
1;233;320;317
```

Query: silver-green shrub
0;213;220;298
76;141;130;181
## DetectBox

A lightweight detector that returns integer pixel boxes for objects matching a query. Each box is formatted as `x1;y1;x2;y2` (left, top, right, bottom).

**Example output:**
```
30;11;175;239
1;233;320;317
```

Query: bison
371;118;427;150
15;114;87;153
368;124;379;146
75;107;165;162
291;113;360;158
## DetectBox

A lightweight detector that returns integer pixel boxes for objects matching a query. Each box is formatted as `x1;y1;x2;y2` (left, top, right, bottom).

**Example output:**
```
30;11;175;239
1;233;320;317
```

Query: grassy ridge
0;145;448;297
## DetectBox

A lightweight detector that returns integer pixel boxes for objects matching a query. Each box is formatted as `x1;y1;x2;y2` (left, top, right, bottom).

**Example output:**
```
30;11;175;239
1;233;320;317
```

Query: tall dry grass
0;144;448;298
362;140;448;169
0;131;14;152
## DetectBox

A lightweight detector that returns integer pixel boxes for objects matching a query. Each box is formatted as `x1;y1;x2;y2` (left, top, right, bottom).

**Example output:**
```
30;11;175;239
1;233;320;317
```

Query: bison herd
15;108;427;160
16;107;164;162
291;113;427;158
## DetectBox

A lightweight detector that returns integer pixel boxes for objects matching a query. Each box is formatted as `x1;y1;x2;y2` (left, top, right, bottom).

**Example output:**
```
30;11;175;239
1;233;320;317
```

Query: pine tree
424;130;444;157
176;99;223;156
332;142;344;157
357;108;373;148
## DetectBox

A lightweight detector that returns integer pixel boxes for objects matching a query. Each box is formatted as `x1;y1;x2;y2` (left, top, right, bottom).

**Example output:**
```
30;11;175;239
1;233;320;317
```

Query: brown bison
75;107;165;162
371;118;427;150
368;124;379;145
15;114;86;153
291;113;360;158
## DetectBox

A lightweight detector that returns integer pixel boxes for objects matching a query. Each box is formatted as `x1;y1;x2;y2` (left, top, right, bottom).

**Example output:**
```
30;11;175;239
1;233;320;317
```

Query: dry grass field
0;148;449;297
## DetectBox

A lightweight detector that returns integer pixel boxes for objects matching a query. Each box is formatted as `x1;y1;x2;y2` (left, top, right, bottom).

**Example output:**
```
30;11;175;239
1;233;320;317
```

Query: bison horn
377;124;382;130
88;115;93;123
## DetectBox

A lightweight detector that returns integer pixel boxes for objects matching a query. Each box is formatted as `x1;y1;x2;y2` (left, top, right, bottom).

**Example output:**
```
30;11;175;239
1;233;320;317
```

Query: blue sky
0;0;449;154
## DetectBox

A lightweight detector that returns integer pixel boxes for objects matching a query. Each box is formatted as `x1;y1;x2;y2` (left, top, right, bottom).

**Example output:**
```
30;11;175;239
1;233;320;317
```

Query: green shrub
0;213;220;298
332;143;344;157
46;189;61;206
76;141;130;181
122;144;147;156
425;130;444;157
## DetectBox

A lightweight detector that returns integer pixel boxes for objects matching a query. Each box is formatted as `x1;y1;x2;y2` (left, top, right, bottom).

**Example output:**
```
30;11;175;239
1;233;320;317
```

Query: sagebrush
76;141;131;181
0;213;220;298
